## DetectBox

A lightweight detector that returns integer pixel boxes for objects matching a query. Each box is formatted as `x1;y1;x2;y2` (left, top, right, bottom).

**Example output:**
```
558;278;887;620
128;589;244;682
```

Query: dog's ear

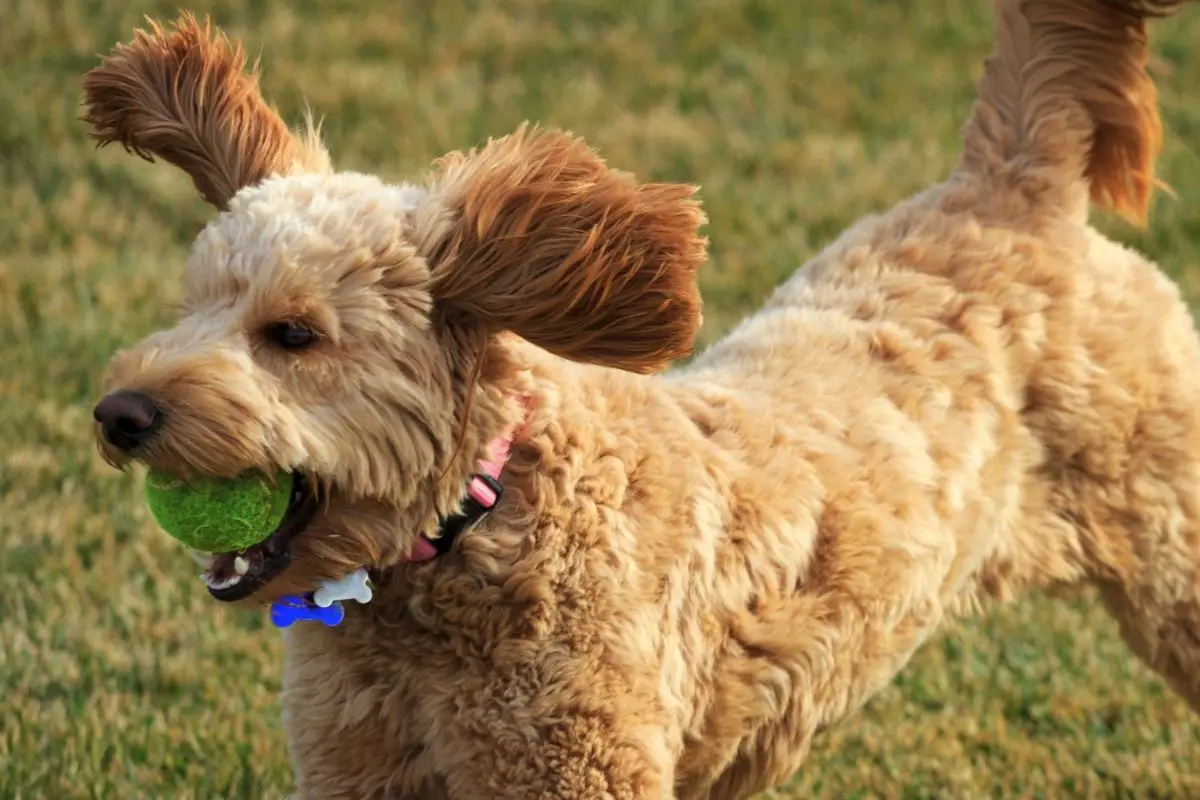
82;14;330;211
417;125;708;374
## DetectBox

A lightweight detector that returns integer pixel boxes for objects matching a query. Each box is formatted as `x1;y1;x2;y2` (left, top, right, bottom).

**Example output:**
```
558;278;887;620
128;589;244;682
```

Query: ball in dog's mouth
189;473;318;602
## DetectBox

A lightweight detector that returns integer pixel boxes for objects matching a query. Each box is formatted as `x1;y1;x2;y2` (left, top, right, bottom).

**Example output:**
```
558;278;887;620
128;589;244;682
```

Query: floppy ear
418;125;708;374
82;13;330;210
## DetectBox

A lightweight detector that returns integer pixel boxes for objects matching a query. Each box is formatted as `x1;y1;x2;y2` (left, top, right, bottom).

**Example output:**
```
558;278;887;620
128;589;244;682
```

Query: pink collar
400;429;516;563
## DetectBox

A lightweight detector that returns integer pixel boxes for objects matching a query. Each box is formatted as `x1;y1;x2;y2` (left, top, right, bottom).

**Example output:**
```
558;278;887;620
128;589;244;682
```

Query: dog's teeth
189;550;216;569
200;571;243;591
233;556;250;576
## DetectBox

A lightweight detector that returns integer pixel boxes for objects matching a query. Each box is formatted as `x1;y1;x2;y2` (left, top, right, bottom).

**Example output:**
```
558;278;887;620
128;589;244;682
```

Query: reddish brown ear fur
82;14;328;210
424;126;708;374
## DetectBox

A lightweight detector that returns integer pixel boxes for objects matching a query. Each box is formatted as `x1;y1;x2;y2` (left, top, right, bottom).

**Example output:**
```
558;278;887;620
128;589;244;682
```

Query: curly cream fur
86;3;1199;798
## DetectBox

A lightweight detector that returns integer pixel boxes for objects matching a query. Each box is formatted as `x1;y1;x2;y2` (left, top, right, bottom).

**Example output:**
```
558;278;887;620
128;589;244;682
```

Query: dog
84;2;1199;797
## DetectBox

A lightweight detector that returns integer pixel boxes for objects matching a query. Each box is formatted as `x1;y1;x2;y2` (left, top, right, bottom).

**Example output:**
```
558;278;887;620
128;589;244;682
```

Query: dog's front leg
287;706;672;800
282;624;674;800
437;712;675;800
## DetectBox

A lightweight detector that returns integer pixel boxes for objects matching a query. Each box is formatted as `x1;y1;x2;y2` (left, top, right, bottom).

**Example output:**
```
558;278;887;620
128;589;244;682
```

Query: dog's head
83;15;707;603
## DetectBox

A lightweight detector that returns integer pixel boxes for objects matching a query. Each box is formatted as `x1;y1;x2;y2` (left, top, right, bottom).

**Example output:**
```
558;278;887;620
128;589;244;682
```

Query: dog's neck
394;429;517;565
269;400;526;628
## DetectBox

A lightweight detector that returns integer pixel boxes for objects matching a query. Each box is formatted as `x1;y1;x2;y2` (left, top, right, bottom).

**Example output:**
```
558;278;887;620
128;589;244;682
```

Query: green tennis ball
144;469;294;553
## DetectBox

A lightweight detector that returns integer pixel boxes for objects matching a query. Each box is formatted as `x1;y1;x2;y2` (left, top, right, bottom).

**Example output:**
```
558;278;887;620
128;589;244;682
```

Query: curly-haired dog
84;2;1200;797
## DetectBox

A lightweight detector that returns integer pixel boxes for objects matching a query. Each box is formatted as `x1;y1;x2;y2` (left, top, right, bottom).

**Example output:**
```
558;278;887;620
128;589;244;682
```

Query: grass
3;0;1199;796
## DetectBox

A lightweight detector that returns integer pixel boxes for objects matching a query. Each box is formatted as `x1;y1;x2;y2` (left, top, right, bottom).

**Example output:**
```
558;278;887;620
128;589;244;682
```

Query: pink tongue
407;538;438;562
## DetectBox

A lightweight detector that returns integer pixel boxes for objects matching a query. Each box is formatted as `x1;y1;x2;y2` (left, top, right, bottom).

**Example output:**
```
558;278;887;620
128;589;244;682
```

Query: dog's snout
93;390;163;451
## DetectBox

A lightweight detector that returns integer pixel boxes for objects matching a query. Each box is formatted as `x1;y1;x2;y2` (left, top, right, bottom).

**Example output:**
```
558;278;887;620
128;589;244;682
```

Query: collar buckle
432;472;505;554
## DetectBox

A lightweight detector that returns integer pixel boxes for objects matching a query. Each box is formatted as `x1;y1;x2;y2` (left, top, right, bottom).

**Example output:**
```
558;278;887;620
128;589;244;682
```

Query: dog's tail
958;0;1191;224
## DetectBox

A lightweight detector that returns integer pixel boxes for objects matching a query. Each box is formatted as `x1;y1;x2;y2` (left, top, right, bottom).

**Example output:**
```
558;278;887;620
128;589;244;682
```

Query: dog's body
85;2;1199;798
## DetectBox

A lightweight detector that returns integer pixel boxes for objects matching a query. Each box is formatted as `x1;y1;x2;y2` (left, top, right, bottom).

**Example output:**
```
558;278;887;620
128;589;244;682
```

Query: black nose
93;390;163;451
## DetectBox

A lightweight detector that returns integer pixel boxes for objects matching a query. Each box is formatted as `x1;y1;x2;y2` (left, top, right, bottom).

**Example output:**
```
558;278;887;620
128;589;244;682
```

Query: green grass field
3;0;1200;797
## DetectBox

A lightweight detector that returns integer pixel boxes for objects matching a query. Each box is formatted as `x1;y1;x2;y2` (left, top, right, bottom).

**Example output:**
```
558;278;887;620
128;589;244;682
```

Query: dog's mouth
189;472;318;602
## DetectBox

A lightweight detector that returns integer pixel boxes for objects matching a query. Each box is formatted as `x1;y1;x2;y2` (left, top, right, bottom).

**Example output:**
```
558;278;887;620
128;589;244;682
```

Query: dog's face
95;173;457;600
82;15;707;604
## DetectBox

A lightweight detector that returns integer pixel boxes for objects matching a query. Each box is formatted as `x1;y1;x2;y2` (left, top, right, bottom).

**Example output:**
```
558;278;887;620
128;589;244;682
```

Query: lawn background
2;0;1199;797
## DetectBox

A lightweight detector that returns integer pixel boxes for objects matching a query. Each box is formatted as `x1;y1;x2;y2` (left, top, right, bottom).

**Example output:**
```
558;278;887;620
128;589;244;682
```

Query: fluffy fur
85;3;1199;798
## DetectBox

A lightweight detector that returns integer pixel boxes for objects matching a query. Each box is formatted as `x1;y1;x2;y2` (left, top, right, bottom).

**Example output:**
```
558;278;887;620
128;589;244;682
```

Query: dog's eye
266;322;319;351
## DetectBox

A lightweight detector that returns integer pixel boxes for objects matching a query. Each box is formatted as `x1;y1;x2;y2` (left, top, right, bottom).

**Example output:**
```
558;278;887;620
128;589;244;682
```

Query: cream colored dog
85;2;1198;797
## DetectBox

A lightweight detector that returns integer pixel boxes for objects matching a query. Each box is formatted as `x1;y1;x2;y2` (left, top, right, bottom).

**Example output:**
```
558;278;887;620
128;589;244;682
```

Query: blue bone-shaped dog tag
270;594;344;628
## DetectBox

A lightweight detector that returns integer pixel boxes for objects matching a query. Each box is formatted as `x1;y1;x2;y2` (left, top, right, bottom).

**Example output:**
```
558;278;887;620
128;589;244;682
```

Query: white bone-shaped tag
312;567;374;608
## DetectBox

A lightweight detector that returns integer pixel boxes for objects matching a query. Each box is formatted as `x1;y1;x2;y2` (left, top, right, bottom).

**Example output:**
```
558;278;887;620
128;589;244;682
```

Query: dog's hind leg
984;453;1200;713
1088;483;1200;711
1099;576;1200;712
1036;305;1200;714
1044;317;1200;714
